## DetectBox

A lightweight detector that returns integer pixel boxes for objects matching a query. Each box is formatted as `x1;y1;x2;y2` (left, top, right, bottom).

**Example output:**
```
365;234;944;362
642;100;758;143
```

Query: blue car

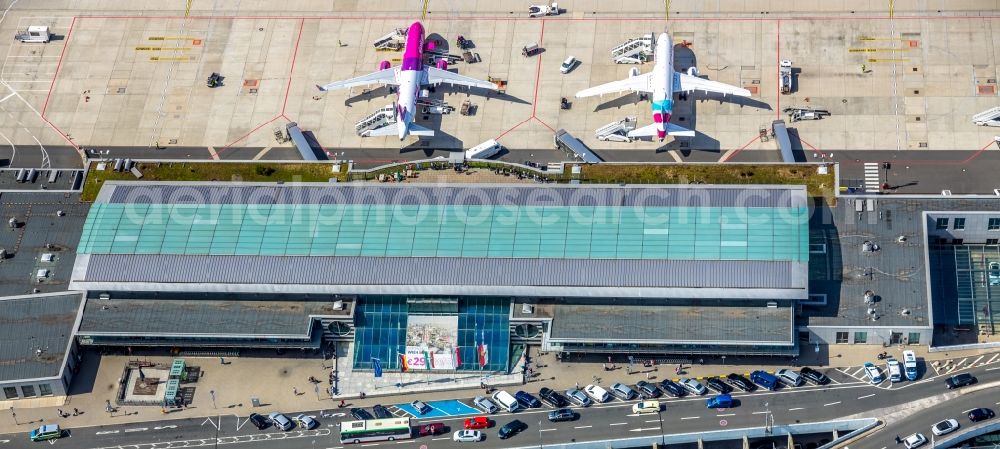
706;394;733;409
514;391;542;408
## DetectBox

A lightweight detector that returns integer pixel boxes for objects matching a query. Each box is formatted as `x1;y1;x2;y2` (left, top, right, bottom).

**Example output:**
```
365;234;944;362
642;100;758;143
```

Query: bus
339;417;413;444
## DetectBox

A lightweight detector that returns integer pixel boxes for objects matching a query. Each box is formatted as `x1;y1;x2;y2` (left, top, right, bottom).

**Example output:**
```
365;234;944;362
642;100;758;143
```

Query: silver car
293;414;317;430
679;378;707;396
268;412;294;431
473;395;499;414
564;388;593;407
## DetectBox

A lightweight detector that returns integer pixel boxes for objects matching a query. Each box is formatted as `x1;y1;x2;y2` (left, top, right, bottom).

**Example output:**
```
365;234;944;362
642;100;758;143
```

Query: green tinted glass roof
78;203;808;261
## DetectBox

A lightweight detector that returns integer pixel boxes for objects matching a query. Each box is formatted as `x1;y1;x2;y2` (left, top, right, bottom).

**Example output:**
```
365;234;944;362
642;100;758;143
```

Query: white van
492;390;521;413
465;139;503;160
583;384;611;403
886;358;902;383
902;350;918;381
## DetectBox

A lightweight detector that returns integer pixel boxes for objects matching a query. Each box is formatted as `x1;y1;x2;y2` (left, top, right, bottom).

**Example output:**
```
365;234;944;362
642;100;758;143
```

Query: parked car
902;433;927;449
498;419;527;439
776;369;805;387
293;414;317;430
632;400;660;414
584;384;611;403
705;377;732;394
514;391;542;408
464;416;492;430
945;373;977;389
659;379;686;397
248;413;270;430
750;370;779;391
799;367;830;385
539;387;568;407
547;408;577;422
473;396;500;414
372;404;393;419
565;388;593;407
863;362;883;384
559;56;579;74
706;394;734;409
410;400;431;415
452;430;483;442
635;381;661;398
679;378;707;395
268;412;294;431
610;382;638;401
350;408;374;421
417;422;447;436
726;373;755;392
968;408;995;422
931;419;959;436
29;425;63;442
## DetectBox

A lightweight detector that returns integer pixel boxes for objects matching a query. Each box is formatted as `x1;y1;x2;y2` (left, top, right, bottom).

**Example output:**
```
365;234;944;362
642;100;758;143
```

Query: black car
498;419;528;439
635;381;661;398
799;367;830;385
969;408;995;422
372;404;393;419
547;408;577;422
945;373;977;389
249;413;270;430
726;373;756;392
539;387;568;408
350;408;374;421
515;391;542;408
705;377;733;394
658;379;686;397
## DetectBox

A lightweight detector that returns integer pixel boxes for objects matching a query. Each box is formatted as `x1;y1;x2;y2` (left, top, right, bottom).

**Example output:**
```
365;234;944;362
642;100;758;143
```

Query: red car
464;416;491;430
416;422;447;436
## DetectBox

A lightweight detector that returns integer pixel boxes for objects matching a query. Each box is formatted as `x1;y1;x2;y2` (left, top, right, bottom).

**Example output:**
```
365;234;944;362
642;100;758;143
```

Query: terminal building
66;181;810;373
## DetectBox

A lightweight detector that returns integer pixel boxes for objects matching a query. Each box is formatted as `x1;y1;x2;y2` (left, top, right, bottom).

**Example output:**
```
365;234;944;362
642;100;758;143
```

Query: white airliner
317;22;498;140
576;32;751;141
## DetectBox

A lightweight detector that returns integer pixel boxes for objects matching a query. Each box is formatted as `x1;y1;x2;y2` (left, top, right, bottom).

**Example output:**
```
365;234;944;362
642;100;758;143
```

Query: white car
453;430;483;442
903;432;927;449
560;56;578;74
584;384;610;403
268;412;294;431
632;400;661;414
931;418;959;436
293;414;317;430
679;377;708;395
863;362;883;384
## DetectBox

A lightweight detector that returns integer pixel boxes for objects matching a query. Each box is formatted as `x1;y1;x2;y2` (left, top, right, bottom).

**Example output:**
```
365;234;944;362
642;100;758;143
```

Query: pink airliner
318;22;497;140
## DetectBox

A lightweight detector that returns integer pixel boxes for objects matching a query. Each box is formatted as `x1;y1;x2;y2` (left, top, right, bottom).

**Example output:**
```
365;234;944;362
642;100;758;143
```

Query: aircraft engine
435;59;448;70
378;60;391;70
687;66;699;76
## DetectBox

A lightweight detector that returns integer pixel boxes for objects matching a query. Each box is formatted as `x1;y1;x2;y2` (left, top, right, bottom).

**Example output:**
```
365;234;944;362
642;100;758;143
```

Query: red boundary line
281;18;306;115
494;117;532;141
719;134;761;162
42;16;77;117
220;115;284;149
775;19;781;119
68;14;1000;22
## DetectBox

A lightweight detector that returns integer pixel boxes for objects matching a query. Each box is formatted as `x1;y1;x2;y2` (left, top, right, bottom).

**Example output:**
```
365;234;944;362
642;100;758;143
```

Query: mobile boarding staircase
355;105;396;137
972;106;1000;127
611;34;654;64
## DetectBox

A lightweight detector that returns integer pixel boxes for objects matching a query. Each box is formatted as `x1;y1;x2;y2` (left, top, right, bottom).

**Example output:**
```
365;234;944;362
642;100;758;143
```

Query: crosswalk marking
863;162;880;192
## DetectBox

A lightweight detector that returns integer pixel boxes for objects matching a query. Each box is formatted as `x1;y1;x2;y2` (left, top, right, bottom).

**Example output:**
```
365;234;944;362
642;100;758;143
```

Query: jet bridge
772;120;795;163
973;106;1000;127
286;122;319;161
555;129;602;163
355;105;396;137
610;34;654;64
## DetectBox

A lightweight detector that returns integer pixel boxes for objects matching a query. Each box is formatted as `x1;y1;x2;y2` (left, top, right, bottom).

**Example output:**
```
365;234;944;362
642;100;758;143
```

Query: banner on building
404;315;458;370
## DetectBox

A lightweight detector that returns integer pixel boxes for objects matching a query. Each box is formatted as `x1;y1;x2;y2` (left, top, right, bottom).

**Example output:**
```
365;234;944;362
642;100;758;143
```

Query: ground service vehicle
340;418;413;444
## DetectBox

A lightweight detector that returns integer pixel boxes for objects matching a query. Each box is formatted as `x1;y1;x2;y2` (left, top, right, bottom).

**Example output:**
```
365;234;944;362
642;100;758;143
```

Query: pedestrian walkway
864;162;880;192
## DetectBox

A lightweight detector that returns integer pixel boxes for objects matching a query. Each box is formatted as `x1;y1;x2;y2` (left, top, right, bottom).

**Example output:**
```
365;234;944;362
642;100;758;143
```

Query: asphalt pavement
5;356;997;449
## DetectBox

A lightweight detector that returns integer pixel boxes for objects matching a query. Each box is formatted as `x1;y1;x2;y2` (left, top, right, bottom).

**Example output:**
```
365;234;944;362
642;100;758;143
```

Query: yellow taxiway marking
866;58;909;63
135;47;191;51
848;48;910;53
149;56;194;61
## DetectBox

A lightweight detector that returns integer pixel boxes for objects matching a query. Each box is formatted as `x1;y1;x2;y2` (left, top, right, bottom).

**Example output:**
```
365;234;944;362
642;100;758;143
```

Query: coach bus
339;417;413;444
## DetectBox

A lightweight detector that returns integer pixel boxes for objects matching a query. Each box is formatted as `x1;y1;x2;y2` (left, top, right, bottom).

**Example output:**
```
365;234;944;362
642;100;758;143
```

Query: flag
372;357;383;378
399;353;409;372
454;346;462;368
424;351;433;370
478;329;488;369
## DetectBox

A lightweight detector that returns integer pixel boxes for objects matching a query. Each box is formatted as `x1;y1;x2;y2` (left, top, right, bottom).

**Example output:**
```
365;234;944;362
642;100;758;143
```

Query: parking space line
850;367;866;377
987;354;999;364
971;355;984;366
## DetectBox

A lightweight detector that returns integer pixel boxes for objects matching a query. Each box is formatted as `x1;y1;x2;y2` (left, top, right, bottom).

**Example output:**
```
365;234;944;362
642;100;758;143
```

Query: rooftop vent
521;303;535;314
333;300;344;310
864;290;875;304
766;301;778;308
901;309;911;316
862;241;880;252
897;235;907;243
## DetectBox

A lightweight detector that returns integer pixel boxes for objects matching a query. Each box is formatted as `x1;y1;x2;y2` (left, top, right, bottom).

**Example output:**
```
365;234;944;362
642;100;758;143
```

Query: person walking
57;409;64;418
73;408;79;416
292;387;299;396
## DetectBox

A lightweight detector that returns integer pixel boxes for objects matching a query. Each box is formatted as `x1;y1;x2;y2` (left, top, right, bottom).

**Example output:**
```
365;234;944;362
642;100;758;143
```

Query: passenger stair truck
779;60;793;94
528;3;560;17
355;105;397;137
610;34;654;64
972;106;1000;127
14;26;50;43
595;117;638;142
373;28;407;51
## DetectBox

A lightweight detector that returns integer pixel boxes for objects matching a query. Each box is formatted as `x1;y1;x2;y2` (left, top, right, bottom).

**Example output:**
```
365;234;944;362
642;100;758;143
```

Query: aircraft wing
675;72;751;97
576;73;653;98
317;68;398;91
424;67;497;90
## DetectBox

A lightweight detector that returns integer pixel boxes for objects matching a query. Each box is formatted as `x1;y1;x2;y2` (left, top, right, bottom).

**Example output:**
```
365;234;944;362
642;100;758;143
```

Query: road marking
788;407;804;411
987;353;999;364
629;427;660;432
609;422;627;426
431;437;449;440
752;411;770;415
153;425;177;430
717;413;736;417
680;416;700;420
824;401;841;407
645;419;661;423
987;367;1000;371
123;427;148;433
362;444;380;447
971;355;985;366
539;428;556;432
95;430;119;435
858;394;876;399
574;425;592;429
850;367;866;377
395;441;409;444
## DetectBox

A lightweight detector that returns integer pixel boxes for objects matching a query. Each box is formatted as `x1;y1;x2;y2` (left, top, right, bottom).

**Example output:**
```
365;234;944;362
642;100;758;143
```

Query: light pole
537;419;543;449
210;389;216;409
656;407;665;447
763;402;773;434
